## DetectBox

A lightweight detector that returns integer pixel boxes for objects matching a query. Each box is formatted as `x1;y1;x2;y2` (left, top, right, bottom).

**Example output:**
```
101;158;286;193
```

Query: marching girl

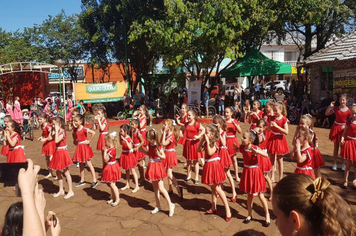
161;119;183;198
5;99;13;119
49;117;74;199
139;129;175;217
181;109;205;184
119;124;140;193
94;108;109;169
254;119;273;201
341;105;356;188
131;119;146;182
38;113;56;179
66;94;73;122
13;96;23;123
325;93;351;171
134;105;148;168
4;120;25;163
1;115;12;158
198;124;232;222
291;127;315;178
72;114;98;188
224;107;242;182
249;100;263;130
212;115;237;202
176;103;188;145
102;131;122;206
238;130;270;227
266;101;289;182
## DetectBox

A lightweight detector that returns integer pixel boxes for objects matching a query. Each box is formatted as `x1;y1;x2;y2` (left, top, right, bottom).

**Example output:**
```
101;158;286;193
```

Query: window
284;52;298;61
321;67;333;91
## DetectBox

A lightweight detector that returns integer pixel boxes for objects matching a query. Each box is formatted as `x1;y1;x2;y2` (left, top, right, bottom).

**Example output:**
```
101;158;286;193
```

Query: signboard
333;69;356;88
44;66;85;81
73;81;126;104
188;80;201;105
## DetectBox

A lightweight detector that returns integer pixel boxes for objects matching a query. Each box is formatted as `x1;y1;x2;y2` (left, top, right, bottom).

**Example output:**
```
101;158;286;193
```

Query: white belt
140;128;146;132
134;143;140;146
205;157;220;162
221;146;227;149
78;141;87;144
272;132;283;135
186;138;196;141
296;166;313;170
347;136;356;140
226;135;235;138
165;148;175;152
100;132;108;134
334;121;345;126
122;150;133;153
108;161;116;165
244;164;258;168
251;123;257;125
9;145;24;151
149;158;161;163
57;145;67;150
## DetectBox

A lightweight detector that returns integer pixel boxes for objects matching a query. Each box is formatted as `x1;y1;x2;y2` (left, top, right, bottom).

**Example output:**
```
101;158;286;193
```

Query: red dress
341;120;356;161
139;116;147;145
72;127;94;163
132;129;145;161
219;131;232;168
226;119;240;156
119;136;137;170
202;142;226;185
96;118;108;151
239;145;266;194
145;143;167;181
294;146;315;178
1;145;9;157
258;133;272;173
263;112;274;142
329;106;351;142
41;124;56;156
250;110;263;130
102;147;122;183
178;114;187;145
183;122;203;160
7;133;26;163
162;133;178;168
49;131;73;171
266;116;290;155
310;129;324;169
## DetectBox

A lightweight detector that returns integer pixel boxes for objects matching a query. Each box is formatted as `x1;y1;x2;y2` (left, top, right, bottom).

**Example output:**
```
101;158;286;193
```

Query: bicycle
22;119;34;141
117;107;135;120
189;101;217;117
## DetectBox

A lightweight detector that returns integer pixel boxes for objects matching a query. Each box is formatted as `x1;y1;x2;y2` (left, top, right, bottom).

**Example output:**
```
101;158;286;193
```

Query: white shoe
169;204;175;217
332;164;337;171
342;164;346;171
76;162;79;168
151;207;161;214
107;199;113;204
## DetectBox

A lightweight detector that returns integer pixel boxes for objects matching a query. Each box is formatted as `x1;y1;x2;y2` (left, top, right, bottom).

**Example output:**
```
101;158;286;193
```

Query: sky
0;0;82;32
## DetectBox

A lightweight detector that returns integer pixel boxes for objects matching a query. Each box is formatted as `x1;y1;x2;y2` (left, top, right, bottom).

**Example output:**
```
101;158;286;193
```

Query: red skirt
183;139;203;161
312;147;325;169
145;161;167;181
41;140;56;156
202;159;226;185
49;148;73;171
258;155;272;173
294;169;315;179
119;151;138;170
96;133;106;151
73;144;94;162
102;162;122;183
266;134;290;155
1;145;9;157
226;136;239;156
141;130;147;145
7;147;26;163
239;166;266;194
219;146;232;168
264;130;271;144
162;151;178;168
178;130;186;145
134;144;145;161
341;139;356;161
329;124;344;142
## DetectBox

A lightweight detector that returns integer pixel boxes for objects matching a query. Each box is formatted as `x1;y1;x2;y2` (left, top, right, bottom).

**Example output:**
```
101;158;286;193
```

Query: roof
304;31;356;65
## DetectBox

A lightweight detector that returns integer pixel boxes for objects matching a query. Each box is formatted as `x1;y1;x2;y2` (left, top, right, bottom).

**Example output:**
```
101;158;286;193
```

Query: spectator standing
203;86;209;117
218;90;225;115
225;92;233;108
234;84;242;101
301;94;311;114
30;99;38;118
55;94;61;109
133;90;141;109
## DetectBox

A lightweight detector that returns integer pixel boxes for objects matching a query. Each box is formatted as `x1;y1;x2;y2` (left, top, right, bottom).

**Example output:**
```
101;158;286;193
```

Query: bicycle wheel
117;111;127;120
28;127;34;141
32;118;40;130
85;116;94;129
208;106;217;117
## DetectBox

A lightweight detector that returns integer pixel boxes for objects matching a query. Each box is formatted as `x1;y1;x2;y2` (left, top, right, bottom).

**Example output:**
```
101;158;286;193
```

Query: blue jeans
219;104;224;112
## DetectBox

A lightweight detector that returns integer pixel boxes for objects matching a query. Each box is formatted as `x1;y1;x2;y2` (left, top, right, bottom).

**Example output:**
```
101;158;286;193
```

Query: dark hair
75;114;85;125
233;229;266;236
9;121;21;135
38;112;48;121
97;108;107;118
2;202;23;236
79;100;84;103
187;109;197;124
256;118;267;128
206;124;219;147
54;117;65;129
253;100;261;110
212;115;226;131
120;124;132;137
4;115;12;121
247;130;259;145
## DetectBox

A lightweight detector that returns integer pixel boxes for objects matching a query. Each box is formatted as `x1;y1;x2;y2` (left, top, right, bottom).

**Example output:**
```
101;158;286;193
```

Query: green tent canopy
221;48;292;78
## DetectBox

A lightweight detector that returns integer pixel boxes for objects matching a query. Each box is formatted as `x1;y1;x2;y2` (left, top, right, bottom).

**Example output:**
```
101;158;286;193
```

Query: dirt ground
0;122;355;236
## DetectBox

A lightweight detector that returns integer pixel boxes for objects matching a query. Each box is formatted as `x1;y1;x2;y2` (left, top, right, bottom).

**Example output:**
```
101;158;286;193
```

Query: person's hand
330;101;335;107
83;140;90;145
295;138;300;146
270;121;277;128
251;147;257;154
54;122;60;132
121;136;126;141
18;159;40;197
46;211;61;236
341;137;345;145
133;147;138;152
193;135;199;140
103;146;107;152
233;142;239;151
341;125;345;130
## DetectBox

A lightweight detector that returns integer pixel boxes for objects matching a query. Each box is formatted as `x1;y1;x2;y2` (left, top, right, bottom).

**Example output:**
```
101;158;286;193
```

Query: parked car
264;80;289;95
225;84;236;95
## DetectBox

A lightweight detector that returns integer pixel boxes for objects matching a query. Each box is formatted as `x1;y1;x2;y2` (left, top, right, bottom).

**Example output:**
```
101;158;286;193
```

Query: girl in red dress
38;113;56;179
224;107;242;182
102;131;122;206
291;128;315;178
198;124;232;222
213;115;237;202
254;119;273;201
266;102;289;182
1;115;12;158
49;117;74;199
134;105;149;169
72;114;98;188
341;105;356;188
139;129;175;217
161;119;182;198
176;103;188;145
262;100;275;142
325;94;351;171
249;100;263;130
4;120;25;163
239;130;270;227
181;109;205;184
94;108;108;169
119;124;139;193
131;119;145;182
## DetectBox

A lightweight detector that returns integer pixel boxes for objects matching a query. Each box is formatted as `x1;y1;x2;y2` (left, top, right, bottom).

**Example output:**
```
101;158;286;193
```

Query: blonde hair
212;115;226;131
165;119;179;145
274;102;287;117
206;124;219;147
105;131;120;148
146;128;160;145
300;114;314;129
